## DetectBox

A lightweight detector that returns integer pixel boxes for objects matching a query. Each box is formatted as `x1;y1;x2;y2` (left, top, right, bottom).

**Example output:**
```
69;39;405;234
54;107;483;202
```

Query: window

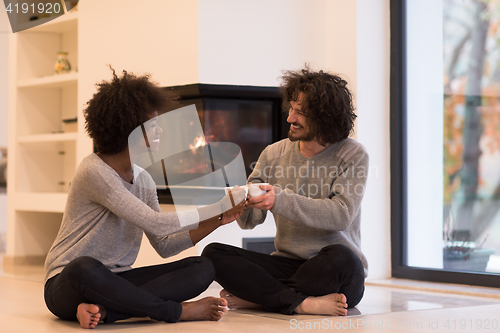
391;0;500;287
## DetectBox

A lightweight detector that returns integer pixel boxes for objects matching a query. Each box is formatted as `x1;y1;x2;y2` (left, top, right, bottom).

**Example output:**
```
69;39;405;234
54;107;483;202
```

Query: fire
189;136;206;153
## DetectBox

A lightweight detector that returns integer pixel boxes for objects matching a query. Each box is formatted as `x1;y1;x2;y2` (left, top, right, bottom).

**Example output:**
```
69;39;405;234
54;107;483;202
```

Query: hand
219;186;248;224
222;185;247;208
248;184;275;210
220;200;247;225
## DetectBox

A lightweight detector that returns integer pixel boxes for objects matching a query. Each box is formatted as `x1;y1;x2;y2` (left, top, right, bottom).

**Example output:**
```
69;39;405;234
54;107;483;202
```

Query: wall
198;0;329;86
326;0;357;110
77;0;199;164
406;0;443;269
356;0;391;280
0;5;9;249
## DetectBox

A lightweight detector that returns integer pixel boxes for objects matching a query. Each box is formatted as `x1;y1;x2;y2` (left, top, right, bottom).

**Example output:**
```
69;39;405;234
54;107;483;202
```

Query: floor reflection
354;286;498;317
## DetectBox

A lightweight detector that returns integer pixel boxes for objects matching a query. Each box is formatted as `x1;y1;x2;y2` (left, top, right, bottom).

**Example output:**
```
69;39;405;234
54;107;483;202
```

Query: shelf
18;11;78;34
7;2;80;260
13;193;68;213
16;140;76;192
18;72;78;89
18;132;78;144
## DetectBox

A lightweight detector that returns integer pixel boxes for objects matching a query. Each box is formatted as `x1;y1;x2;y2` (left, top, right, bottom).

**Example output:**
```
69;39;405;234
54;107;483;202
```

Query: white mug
224;185;248;198
248;183;269;198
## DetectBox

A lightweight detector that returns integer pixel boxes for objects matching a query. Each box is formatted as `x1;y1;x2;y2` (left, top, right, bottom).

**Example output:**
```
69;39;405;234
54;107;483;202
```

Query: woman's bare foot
76;303;106;329
219;289;262;310
294;293;348;316
179;297;227;321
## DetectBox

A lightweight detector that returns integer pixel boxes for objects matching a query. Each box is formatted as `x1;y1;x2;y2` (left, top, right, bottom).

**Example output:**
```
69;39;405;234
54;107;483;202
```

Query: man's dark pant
44;256;214;323
202;243;365;315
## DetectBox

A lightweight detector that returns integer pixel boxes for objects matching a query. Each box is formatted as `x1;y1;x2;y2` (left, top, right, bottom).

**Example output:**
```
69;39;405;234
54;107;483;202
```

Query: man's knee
201;242;234;260
320;243;352;255
320;244;364;270
344;276;365;308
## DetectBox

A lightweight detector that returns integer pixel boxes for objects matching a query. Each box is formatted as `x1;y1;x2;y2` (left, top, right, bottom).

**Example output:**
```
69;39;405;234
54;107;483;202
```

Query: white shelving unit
6;11;83;264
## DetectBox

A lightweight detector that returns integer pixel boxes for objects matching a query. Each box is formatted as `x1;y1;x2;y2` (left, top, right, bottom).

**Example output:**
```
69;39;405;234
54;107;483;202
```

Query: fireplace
150;84;288;205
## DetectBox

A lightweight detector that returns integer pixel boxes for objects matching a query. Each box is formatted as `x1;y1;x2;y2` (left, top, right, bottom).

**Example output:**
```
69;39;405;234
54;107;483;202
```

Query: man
202;67;368;316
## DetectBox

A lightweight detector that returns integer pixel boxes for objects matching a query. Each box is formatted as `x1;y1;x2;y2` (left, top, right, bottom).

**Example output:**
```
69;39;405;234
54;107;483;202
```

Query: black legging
44;256;215;323
202;243;365;315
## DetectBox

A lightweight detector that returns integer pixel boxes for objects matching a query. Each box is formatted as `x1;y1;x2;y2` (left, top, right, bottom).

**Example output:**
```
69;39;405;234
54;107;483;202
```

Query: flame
189;136;206;153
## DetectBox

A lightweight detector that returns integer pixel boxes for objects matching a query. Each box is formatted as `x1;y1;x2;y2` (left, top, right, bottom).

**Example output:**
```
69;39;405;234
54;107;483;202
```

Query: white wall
406;0;443;269
0;9;9;145
0;4;10;246
356;0;391;280
77;0;199;164
326;0;357;107
198;0;328;86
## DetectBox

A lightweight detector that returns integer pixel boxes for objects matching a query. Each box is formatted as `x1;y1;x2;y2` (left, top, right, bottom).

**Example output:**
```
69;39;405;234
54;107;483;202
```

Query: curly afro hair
280;66;356;146
84;67;177;154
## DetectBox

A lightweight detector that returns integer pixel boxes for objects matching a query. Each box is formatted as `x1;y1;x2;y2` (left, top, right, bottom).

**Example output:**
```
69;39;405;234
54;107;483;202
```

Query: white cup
224;185;248;198
248;183;269;198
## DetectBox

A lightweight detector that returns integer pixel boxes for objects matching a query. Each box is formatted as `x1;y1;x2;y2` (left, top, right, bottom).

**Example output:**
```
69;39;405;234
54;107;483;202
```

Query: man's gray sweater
238;138;369;277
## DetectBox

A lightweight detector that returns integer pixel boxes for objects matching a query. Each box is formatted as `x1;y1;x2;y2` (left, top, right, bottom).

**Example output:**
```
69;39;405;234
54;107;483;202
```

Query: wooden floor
2;255;500;332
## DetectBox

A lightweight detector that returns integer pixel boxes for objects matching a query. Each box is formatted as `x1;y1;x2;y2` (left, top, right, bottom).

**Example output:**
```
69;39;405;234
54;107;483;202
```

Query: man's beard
288;126;315;142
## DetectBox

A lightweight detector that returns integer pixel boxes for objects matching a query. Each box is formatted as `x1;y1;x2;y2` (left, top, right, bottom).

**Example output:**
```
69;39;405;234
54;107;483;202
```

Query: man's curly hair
281;66;356;146
84;67;177;154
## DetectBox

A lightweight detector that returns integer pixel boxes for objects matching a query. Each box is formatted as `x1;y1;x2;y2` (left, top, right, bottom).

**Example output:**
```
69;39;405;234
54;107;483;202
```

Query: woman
43;68;246;329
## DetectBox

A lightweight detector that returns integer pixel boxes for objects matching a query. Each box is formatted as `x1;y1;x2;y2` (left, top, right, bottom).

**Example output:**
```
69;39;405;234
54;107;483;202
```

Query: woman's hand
220;199;247;225
219;186;248;225
221;185;246;208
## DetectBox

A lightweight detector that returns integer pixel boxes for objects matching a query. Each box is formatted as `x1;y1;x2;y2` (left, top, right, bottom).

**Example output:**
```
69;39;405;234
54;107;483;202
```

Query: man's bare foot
76;303;105;329
294;293;348;316
179;297;227;321
219;289;262;310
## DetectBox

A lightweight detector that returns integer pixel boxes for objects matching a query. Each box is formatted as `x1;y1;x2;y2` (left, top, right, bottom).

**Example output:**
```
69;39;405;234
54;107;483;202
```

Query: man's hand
248;184;275;210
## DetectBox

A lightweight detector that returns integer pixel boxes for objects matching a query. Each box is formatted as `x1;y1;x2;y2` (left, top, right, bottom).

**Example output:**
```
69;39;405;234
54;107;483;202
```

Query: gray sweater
238;138;369;277
44;154;199;282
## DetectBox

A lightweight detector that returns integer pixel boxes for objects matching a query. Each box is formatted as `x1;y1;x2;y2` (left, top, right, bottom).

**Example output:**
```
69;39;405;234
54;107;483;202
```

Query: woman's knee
63;256;104;282
190;256;216;283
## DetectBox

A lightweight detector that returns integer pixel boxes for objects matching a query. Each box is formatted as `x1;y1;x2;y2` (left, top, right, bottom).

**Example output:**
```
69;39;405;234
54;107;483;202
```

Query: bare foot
219;289;262;310
76;303;105;329
294;293;348;316
179;297;227;321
